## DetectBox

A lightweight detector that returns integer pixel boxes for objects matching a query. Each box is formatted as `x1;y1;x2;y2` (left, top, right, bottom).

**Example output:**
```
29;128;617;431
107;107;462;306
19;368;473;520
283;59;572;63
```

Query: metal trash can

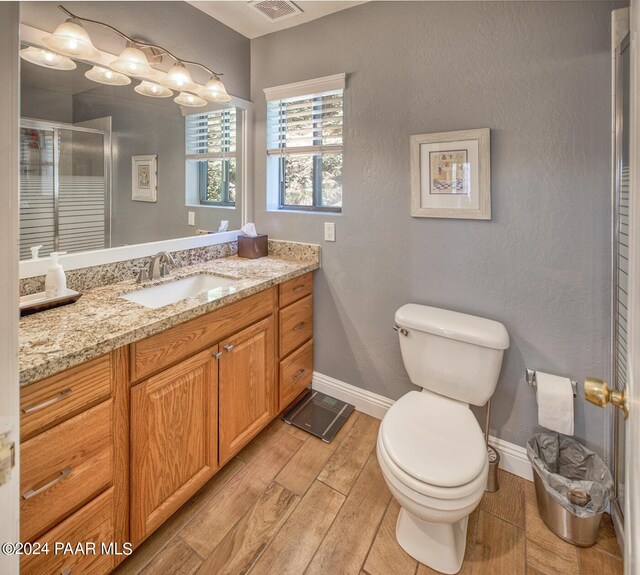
527;432;613;547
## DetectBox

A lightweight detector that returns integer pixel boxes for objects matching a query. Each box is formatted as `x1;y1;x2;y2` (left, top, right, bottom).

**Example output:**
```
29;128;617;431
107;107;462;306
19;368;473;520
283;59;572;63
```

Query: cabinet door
130;348;218;545
219;316;276;464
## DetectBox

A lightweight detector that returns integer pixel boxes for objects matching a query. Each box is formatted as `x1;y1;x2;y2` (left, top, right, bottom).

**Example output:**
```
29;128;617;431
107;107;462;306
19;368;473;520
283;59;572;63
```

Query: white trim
263;73;346;101
19;230;240;279
0;5;21;574
626;2;640;571
312;371;533;482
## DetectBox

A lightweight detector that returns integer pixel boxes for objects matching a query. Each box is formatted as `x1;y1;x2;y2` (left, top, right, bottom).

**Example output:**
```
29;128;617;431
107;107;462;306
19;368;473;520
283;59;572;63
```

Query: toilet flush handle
393;324;409;336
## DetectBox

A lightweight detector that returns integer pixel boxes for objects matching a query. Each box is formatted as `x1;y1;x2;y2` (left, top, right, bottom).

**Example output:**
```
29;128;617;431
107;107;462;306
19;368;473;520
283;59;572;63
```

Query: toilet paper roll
536;371;574;435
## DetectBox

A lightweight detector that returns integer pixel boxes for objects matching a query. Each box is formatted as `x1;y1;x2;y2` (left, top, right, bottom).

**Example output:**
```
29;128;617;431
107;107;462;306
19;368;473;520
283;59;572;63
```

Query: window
265;74;345;212
186;108;237;206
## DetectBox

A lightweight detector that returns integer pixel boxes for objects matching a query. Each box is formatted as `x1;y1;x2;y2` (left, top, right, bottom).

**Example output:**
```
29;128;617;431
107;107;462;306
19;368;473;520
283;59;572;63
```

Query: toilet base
396;508;468;574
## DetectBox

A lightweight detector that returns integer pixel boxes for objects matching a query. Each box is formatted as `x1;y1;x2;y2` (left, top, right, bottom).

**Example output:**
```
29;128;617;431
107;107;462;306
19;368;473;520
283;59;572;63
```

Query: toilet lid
380;391;487;488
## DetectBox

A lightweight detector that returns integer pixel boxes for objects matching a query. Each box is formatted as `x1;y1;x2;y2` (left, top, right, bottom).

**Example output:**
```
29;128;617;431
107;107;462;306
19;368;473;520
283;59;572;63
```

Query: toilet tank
395;304;509;406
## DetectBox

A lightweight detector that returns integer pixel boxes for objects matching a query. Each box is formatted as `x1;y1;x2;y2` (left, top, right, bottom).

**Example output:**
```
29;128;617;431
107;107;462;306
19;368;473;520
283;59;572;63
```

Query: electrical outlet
324;222;336;242
188;211;195;226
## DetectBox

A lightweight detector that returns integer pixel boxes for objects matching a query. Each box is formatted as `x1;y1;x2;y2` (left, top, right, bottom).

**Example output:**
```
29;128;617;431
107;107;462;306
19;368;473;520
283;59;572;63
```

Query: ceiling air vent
249;1;303;22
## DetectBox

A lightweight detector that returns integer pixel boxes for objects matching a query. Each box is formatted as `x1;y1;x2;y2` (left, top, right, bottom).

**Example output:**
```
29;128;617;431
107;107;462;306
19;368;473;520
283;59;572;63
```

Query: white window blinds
186;108;237;160
265;73;345;158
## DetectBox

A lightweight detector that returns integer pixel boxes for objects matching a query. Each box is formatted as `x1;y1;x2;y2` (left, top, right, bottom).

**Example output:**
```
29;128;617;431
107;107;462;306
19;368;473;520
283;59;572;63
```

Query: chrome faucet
148;251;176;280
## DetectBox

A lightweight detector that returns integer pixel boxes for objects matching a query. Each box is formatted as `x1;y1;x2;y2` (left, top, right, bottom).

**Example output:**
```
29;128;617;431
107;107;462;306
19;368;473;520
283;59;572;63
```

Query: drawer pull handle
61;568;72;575
212;351;223;359
22;466;71;500
293;285;306;292
224;345;234;352
293;368;306;381
293;322;306;331
22;389;72;414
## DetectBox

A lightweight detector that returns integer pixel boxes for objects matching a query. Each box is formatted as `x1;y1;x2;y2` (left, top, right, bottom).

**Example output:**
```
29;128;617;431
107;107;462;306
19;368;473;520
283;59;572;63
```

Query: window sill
266;208;342;216
186;204;237;210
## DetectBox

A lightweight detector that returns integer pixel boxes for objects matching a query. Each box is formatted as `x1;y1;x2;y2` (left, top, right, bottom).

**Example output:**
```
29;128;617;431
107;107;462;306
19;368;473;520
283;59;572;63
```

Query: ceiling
188;1;367;39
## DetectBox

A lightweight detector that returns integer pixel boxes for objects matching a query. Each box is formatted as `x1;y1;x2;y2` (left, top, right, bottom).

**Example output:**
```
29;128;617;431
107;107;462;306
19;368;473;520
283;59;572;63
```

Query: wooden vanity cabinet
19;349;129;575
130;348;219;545
219;316;276;464
20;274;314;572
278;273;314;411
128;286;278;545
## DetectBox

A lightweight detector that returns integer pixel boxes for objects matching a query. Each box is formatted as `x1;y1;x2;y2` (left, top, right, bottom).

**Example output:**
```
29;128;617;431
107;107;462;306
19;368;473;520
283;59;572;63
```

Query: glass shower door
19;122;107;259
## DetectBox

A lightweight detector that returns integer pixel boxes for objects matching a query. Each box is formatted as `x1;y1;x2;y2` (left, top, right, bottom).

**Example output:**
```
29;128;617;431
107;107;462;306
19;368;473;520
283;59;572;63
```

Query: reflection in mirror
19;51;244;261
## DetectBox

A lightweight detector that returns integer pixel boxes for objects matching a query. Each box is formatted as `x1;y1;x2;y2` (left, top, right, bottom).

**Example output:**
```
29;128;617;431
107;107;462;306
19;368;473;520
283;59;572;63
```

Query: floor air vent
250;0;303;22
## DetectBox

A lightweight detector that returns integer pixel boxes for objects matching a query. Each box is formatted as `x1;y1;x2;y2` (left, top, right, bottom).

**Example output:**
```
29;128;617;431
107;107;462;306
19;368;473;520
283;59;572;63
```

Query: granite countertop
20;254;319;386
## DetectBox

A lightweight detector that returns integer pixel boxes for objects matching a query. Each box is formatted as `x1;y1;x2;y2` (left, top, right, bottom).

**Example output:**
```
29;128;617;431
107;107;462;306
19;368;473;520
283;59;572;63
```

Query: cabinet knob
223;345;234;352
212;351;223;359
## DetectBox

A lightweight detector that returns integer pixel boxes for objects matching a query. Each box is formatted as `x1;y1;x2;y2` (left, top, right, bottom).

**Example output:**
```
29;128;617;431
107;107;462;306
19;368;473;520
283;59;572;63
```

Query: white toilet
377;304;509;574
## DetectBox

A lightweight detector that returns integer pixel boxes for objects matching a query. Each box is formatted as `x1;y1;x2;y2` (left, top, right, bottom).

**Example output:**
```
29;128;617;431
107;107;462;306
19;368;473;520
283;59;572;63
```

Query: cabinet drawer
20;354;112;442
21;488;116;575
279;272;313;308
131;287;276;381
279;295;313;358
279;339;313;410
21;401;113;542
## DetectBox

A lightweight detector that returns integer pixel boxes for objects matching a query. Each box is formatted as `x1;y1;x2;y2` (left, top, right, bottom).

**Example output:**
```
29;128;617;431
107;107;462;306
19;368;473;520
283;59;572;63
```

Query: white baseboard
312;371;533;482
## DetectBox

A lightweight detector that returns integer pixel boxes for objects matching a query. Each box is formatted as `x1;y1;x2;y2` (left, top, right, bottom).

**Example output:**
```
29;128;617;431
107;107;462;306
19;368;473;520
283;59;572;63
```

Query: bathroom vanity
18;248;317;575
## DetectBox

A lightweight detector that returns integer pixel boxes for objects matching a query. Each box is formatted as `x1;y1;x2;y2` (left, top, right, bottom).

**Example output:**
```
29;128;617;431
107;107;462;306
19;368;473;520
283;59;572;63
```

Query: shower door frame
20;118;111;254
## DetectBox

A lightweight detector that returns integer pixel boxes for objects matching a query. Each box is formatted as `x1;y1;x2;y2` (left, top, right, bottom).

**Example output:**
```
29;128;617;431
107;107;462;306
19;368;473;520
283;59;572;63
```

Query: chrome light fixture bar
29;4;232;104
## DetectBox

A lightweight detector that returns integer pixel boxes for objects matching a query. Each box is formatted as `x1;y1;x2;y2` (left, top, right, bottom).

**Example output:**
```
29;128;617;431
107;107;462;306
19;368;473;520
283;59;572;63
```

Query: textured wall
21;86;73;124
251;1;618;454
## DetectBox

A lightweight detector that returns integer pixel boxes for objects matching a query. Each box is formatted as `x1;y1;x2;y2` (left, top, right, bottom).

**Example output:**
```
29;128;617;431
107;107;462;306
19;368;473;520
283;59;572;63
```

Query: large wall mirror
19;38;251;262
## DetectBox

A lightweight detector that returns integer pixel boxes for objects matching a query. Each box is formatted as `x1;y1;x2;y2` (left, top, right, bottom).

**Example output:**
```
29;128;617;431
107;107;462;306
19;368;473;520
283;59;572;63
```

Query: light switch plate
188;211;195;226
324;222;336;242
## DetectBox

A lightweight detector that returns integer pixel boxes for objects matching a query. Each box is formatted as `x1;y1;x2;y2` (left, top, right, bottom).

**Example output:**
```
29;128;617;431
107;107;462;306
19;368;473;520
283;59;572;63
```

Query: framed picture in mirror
132;155;158;202
410;128;491;219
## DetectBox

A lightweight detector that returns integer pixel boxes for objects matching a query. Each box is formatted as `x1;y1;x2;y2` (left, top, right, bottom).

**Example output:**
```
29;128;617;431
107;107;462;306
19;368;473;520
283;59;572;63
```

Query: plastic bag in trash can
527;432;614;519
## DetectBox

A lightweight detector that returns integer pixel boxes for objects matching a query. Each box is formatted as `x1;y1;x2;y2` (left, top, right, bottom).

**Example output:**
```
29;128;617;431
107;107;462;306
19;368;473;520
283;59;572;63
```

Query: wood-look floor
113;411;623;575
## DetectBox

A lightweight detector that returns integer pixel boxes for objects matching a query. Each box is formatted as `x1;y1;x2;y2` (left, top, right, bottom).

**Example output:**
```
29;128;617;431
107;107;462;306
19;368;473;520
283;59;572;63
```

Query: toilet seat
380;390;487;488
377;435;488;503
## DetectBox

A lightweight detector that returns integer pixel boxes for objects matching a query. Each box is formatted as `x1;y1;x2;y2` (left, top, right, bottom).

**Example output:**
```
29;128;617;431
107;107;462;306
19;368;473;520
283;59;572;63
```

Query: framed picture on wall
410;128;491;219
131;155;157;202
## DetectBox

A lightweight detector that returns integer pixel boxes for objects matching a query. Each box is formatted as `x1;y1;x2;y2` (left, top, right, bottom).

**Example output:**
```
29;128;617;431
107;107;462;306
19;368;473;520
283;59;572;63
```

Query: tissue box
238;234;268;259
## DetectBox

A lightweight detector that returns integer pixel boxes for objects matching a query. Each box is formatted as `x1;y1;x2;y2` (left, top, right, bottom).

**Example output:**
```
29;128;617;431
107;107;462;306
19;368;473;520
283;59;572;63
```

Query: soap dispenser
45;252;67;298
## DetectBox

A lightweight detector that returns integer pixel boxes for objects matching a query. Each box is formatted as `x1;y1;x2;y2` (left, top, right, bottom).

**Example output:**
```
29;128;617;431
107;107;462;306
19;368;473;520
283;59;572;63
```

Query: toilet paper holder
526;369;577;398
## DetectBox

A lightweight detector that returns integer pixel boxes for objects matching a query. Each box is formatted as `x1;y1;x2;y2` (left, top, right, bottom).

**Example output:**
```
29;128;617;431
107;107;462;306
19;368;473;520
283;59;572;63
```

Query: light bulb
20;46;76;70
42;19;101;61
161;62;196;91
110;46;154;78
198;75;232;103
85;65;131;86
134;80;173;98
174;91;207;107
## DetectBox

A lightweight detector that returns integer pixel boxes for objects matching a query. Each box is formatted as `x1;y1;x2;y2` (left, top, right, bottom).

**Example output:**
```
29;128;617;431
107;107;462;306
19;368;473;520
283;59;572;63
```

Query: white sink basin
120;274;237;309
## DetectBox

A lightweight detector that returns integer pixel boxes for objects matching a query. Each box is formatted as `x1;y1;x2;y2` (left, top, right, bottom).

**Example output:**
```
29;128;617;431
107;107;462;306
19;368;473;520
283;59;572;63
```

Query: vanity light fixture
28;4;233;107
162;61;197;91
85;65;131;86
174;91;207;108
199;74;232;103
19;46;77;70
135;80;173;98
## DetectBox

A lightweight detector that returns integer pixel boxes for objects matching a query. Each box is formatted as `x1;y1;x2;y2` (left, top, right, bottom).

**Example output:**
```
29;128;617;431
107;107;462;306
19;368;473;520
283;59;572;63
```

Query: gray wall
73;86;191;246
21;86;72;123
252;1;618;454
